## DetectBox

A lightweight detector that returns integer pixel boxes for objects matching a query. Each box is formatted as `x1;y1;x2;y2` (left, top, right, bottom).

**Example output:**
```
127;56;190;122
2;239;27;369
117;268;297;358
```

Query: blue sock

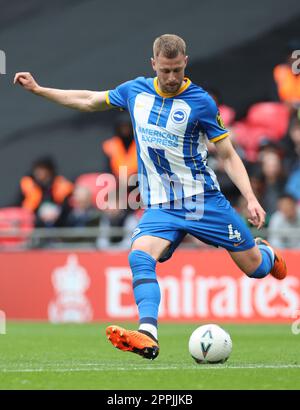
128;250;161;329
250;244;275;279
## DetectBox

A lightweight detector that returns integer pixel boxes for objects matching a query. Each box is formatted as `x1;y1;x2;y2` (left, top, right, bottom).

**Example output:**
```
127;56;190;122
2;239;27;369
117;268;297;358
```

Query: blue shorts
131;191;255;263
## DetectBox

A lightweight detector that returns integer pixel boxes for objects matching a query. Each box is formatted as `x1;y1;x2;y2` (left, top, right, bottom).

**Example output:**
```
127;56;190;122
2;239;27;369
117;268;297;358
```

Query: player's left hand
247;197;266;230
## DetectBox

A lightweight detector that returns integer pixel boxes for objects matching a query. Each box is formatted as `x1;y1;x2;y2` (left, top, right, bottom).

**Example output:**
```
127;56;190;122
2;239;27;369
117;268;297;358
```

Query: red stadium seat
219;104;236;127
0;207;34;248
246;102;290;140
232;102;290;161
232;122;268;162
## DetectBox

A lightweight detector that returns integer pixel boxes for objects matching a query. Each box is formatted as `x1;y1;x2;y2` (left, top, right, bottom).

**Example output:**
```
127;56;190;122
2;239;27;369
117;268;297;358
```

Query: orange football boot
255;237;287;280
106;325;159;360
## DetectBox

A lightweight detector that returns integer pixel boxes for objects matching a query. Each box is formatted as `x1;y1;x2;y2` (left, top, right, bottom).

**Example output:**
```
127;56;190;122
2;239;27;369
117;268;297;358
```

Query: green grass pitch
0;322;300;390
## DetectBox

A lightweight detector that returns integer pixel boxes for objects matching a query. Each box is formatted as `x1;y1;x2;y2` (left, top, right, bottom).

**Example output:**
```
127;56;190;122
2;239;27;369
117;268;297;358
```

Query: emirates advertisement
0;250;299;323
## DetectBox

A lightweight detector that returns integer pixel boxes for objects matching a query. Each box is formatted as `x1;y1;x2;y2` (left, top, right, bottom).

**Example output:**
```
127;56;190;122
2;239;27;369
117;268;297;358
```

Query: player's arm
214;137;266;229
13;72;110;112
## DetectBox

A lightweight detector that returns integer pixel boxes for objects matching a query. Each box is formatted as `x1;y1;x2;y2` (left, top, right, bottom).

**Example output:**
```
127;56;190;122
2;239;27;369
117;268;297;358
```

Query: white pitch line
0;364;300;373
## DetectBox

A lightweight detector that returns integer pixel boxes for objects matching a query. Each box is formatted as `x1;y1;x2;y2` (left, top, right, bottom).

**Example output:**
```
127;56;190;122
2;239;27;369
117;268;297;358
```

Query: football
188;324;232;364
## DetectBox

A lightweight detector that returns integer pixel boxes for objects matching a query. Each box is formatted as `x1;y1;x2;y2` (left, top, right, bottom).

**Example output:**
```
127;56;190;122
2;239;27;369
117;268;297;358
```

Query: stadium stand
0;207;34;249
232;102;290;162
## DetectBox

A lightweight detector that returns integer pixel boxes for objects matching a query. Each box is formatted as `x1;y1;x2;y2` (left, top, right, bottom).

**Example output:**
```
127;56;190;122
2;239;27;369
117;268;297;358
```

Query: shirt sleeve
105;80;133;110
199;94;229;143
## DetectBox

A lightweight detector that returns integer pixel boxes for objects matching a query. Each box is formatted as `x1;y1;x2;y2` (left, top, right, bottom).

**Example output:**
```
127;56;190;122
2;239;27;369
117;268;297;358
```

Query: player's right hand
13;72;39;93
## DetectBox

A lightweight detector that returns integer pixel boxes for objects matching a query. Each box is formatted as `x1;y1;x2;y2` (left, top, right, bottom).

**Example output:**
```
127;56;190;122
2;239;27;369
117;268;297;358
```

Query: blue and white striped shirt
106;77;229;206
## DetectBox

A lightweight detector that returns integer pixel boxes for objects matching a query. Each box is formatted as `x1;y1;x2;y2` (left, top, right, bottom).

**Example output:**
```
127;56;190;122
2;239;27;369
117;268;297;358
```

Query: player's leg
106;235;170;360
185;191;287;280
228;242;273;278
131;234;171;259
227;245;262;275
229;238;287;280
130;235;171;340
106;207;185;360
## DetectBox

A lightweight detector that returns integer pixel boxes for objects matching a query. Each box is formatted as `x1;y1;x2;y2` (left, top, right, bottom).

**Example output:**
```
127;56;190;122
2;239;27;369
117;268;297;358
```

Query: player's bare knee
131;242;157;260
131;236;170;261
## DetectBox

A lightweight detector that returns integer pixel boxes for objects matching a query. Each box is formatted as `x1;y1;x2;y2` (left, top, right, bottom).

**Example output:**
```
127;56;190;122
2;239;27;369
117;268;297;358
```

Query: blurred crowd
0;50;300;250
206;48;300;249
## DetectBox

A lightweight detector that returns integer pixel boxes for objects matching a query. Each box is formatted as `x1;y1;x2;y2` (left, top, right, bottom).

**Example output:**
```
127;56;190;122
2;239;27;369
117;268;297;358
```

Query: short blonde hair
153;34;186;58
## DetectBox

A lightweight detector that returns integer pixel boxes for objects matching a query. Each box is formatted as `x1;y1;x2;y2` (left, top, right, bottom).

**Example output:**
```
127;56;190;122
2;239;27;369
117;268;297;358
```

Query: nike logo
233;239;246;247
132;228;141;238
